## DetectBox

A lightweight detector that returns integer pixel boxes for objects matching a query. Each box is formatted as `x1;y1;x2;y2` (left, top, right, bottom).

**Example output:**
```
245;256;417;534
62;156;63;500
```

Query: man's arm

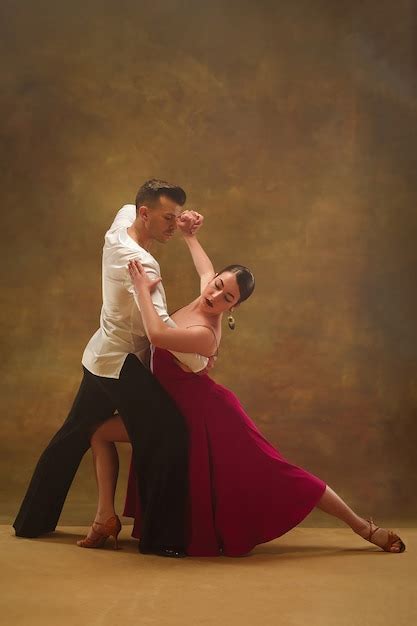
124;255;174;326
109;204;136;231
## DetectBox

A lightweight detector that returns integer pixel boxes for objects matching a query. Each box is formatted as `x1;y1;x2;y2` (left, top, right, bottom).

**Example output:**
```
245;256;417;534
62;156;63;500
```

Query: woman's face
200;272;241;315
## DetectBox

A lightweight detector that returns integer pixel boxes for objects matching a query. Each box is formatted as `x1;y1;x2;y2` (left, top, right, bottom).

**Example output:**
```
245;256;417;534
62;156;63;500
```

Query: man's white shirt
82;204;208;378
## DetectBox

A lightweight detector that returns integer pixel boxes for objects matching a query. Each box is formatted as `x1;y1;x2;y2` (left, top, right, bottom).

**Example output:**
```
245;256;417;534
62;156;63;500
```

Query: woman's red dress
123;347;326;556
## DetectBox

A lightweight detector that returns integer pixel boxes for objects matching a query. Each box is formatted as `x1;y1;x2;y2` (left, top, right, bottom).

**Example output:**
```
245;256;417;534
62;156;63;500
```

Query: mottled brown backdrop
1;0;416;525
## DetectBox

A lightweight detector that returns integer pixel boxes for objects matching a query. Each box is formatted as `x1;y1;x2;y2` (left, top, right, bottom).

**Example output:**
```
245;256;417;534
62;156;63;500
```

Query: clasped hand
176;209;204;236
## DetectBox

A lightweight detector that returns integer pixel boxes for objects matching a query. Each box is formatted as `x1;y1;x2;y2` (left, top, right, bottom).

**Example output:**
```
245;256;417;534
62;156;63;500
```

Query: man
14;179;204;557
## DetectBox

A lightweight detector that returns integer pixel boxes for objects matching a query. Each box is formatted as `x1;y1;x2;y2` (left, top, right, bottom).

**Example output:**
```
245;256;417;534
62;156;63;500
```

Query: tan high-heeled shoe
365;517;406;553
77;515;122;550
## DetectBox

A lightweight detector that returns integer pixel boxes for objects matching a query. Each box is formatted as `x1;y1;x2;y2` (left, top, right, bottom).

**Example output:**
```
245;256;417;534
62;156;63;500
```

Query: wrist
134;283;148;295
182;233;197;243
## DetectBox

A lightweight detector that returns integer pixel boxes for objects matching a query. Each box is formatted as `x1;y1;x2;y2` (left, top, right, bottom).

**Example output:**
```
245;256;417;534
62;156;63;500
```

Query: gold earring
227;312;236;330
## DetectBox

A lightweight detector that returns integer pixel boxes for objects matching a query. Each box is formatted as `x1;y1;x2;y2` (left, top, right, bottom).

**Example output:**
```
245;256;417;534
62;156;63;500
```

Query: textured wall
1;0;416;524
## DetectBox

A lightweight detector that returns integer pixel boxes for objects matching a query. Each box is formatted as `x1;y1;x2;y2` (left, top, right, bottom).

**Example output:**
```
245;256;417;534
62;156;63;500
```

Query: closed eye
215;279;233;303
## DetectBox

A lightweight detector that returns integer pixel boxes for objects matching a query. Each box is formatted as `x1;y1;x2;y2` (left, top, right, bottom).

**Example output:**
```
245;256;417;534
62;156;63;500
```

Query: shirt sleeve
124;254;175;327
109;204;136;231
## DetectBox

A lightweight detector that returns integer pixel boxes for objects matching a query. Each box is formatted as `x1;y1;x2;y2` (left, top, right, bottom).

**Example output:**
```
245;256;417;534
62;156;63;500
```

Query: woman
78;234;405;555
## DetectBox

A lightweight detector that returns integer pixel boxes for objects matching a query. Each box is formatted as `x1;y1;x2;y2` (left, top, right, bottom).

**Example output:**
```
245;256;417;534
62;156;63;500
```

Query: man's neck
127;222;153;251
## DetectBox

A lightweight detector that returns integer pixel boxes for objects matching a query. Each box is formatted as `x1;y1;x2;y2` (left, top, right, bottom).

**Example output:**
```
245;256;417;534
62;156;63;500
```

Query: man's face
143;195;183;244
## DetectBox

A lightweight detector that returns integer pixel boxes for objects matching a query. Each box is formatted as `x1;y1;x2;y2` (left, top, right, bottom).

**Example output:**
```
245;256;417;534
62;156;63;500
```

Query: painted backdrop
1;0;416;524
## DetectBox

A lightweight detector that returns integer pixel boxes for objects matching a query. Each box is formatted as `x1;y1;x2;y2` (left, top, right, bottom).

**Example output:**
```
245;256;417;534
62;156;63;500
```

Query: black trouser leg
13;369;116;537
95;354;189;551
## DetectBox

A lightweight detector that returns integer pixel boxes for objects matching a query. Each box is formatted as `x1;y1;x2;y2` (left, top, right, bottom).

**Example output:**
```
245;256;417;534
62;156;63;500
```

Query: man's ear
138;205;150;223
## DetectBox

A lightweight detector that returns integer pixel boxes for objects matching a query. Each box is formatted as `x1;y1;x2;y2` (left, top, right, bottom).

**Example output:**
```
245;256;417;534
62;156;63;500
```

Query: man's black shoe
138;543;187;558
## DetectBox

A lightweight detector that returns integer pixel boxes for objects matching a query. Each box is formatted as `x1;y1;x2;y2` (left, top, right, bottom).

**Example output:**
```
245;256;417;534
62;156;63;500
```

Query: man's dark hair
217;264;255;304
135;179;186;211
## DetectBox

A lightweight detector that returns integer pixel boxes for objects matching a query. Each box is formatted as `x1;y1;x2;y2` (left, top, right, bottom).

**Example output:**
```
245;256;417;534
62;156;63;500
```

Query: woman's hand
128;259;162;294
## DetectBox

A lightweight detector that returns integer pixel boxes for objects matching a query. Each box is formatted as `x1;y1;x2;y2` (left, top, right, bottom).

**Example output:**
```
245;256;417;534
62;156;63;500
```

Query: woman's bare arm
178;212;215;292
183;236;215;292
128;260;216;357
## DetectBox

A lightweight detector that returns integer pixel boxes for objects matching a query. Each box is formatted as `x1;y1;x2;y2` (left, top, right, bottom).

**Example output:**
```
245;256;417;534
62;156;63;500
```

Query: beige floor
2;524;416;626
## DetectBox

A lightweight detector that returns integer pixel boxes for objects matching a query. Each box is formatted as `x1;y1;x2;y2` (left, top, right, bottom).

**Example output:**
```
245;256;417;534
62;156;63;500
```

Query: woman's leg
77;415;130;546
91;415;130;522
316;485;403;552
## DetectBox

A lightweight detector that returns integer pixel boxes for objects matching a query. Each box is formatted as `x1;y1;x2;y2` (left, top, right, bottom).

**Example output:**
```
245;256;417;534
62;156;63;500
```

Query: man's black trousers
13;354;189;551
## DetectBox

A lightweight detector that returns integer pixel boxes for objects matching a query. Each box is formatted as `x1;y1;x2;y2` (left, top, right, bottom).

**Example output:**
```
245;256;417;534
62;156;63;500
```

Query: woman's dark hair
135;178;186;210
217;264;255;304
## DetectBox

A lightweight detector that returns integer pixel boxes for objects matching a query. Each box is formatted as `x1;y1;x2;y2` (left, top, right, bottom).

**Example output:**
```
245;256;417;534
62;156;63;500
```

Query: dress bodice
167;348;209;373
149;322;208;373
150;321;219;373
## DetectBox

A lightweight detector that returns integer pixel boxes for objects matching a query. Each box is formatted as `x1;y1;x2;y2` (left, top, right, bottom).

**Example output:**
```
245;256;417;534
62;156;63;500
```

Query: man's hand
196;355;217;376
177;210;204;237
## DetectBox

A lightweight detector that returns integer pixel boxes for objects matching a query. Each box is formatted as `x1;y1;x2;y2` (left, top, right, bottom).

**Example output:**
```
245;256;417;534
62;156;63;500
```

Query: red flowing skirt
123;348;326;556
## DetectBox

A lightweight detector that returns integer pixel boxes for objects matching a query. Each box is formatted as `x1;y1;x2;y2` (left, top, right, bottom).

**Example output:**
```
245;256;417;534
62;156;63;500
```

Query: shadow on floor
12;528;390;564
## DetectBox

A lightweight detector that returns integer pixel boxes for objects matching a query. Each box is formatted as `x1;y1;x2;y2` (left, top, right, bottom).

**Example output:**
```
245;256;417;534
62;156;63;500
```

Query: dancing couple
13;179;405;557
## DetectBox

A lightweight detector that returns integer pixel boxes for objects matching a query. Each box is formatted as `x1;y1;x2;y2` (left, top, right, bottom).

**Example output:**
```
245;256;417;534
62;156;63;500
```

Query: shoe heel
113;531;121;550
